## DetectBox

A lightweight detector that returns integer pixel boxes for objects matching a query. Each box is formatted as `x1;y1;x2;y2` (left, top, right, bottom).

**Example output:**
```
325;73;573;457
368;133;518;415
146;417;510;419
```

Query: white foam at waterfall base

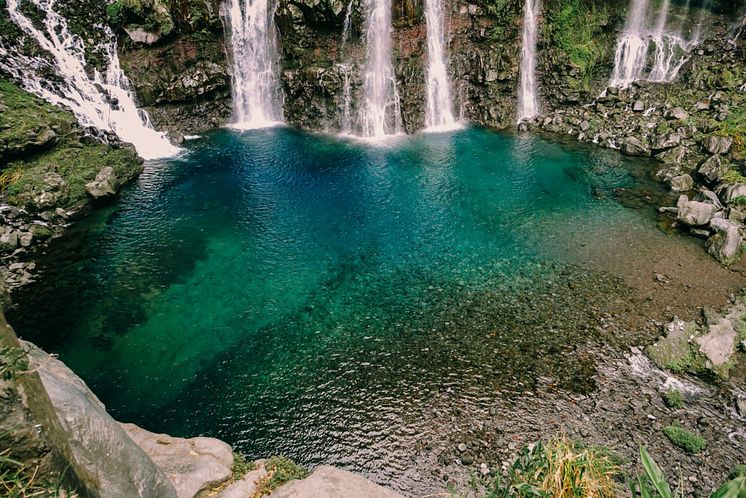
226;0;284;129
0;0;179;160
517;0;541;122
423;0;460;132
359;0;402;138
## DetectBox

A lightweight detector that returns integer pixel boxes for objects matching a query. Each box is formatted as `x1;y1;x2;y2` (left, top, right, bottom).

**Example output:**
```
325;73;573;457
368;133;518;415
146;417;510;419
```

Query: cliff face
108;0;742;136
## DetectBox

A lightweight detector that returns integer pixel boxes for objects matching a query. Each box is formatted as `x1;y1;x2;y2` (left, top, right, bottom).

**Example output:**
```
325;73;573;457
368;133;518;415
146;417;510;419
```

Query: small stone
457;443;467;453
479;463;489;476
668;107;689;120
633;100;645;112
8;262;25;272
460;455;474;465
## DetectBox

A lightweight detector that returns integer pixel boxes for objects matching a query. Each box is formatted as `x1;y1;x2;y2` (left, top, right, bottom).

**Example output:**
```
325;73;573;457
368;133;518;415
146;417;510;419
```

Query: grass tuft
252;456;308;498
231;452;255;481
662;389;683;409
662;425;706;454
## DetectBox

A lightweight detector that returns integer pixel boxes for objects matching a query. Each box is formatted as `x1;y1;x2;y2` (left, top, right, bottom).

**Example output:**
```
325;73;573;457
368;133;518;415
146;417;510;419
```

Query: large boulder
620;136;650;156
646;318;699;371
670;174;693;192
123;423;234;498
695;318;737;367
268;466;404;498
702;135;734;155
22;342;178;498
652;132;682;152
706;218;742;265
85;167;119;199
718;183;746;204
677;198;718;226
655;145;688;165
697;155;729;183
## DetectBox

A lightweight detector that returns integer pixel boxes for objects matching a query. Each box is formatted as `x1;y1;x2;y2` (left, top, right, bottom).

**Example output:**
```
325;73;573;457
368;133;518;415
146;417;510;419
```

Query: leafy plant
662;425;706;454
482;437;619;497
662;389;683;409
0;341;29;381
631;447;745;498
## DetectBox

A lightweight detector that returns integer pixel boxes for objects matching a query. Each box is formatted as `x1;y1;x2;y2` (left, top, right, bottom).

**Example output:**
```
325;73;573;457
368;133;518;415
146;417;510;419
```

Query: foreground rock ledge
14;332;403;497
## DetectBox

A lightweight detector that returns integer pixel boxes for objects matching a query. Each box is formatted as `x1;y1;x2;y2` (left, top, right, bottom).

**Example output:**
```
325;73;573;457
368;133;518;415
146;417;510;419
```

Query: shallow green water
10;126;670;491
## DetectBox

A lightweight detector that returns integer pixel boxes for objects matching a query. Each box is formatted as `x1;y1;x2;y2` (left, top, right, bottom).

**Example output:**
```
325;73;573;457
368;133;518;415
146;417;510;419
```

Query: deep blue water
10;126;673;492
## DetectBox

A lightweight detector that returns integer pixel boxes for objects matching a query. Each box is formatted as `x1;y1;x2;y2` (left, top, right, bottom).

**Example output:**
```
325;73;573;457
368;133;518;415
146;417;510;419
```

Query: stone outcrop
85;166;119;199
268;466;404;498
22;341;179;498
123;423;234;498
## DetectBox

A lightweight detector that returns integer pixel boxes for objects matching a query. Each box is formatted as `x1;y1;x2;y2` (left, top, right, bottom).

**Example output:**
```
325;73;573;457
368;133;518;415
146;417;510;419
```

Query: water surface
11;126;678;491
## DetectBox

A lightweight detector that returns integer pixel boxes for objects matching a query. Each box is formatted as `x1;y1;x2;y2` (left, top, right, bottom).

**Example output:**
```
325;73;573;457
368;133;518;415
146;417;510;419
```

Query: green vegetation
480;438;620;497
0;448;76;497
632;447;745;498
731;195;746;208
721;168;746;185
231;452;255;480
662;425;706;454
662;389;683;409
0;341;28;381
252;457;308;498
106;0;174;36
544;0;615;89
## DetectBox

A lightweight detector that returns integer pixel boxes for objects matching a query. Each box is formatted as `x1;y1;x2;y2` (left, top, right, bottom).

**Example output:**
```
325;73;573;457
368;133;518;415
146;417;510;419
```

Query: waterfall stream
359;0;401;138
225;0;284;129
423;0;458;131
610;0;707;88
0;0;179;160
517;0;541;122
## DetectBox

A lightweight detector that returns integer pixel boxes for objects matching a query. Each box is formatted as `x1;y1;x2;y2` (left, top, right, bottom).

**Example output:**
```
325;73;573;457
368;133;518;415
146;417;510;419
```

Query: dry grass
538;437;618;498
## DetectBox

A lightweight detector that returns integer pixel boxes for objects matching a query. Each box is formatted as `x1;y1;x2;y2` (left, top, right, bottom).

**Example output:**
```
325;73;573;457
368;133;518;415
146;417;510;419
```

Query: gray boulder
652;132;682;151
718;183;746;204
697;155;729;183
124;26;162;45
620;137;650;156
677;199;718;226
695;318;737;366
702;135;734;155
22;342;178;498
123;423;234;498
85;167;119;199
668;107;689;120
670;174;693;192
632;100;645;112
269;466;404;498
706;218;742;266
655;145;687;165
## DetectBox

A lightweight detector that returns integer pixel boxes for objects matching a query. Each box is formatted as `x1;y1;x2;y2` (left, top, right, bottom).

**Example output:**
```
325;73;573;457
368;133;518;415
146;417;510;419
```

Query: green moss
254;457;308;495
662;389;683;409
231;452;255;480
663;425;706;454
0;79;76;154
544;0;615;89
721;168;746;185
5;144;142;209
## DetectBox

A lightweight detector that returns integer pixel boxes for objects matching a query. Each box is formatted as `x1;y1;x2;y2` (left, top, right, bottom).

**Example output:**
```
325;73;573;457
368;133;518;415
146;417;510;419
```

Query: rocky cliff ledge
0;312;403;497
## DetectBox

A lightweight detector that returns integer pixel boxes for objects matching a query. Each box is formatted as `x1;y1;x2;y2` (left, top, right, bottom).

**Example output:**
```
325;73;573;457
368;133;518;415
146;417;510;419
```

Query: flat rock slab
695;318;737;366
269;466;404;498
123;423;233;498
217;466;268;498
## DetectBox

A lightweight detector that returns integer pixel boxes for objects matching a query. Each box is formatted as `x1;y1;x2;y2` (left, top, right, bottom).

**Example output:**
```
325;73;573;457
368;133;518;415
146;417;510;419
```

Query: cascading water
610;0;650;87
225;0;284;129
517;0;541;122
0;0;179;160
360;0;401;138
611;0;705;88
423;0;458;131
339;63;354;134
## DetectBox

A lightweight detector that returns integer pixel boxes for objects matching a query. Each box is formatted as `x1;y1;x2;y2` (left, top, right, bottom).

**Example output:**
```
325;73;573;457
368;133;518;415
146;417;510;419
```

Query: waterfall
517;0;541;122
226;0;284;129
359;0;401;138
339;63;354;134
0;0;179;160
610;0;699;88
610;0;650;87
423;0;458;131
